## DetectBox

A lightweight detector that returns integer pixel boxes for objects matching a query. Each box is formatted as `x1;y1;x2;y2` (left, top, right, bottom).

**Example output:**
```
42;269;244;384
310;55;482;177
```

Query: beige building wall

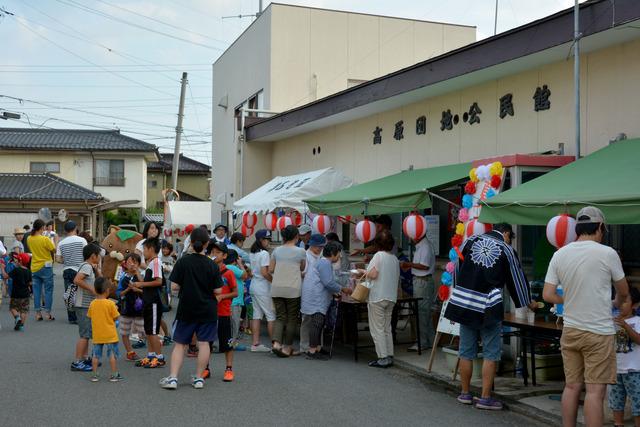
267;38;640;183
146;173;210;210
212;3;475;222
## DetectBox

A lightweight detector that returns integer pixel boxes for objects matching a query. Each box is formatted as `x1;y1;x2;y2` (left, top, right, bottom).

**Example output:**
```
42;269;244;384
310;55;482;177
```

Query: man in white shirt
401;235;436;351
56;221;87;323
543;206;630;427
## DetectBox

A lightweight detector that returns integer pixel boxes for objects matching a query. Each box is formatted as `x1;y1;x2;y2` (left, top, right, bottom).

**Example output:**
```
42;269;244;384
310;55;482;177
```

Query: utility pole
171;72;187;191
573;0;581;159
494;0;499;35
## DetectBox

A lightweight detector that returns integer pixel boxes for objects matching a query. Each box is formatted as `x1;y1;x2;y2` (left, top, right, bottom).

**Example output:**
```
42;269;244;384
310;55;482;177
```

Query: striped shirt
56;235;88;271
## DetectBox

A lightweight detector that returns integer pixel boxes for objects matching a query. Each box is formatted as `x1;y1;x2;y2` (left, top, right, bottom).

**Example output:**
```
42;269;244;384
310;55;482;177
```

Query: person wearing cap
249;229;275;352
11;228;25;254
213;223;230;245
300;233;327;352
444;223;536;410
56;221;87;324
543;207;630;426
269;225;307;357
297;224;312;249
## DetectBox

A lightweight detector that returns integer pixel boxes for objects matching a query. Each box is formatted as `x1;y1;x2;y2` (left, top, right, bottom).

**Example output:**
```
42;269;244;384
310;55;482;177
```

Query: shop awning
479;138;640;225
166;201;211;227
233;167;353;214
304;162;472;216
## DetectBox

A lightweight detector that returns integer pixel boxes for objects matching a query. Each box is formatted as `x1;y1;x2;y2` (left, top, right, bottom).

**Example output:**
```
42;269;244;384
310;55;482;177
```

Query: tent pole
428;191;462;209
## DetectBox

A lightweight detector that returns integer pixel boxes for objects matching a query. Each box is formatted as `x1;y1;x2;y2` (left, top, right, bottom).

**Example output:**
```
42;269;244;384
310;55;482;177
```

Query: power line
0;63;211;68
0;69;211;73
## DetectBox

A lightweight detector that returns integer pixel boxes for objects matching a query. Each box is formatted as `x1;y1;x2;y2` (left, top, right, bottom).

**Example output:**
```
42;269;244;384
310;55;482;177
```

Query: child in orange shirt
87;277;122;382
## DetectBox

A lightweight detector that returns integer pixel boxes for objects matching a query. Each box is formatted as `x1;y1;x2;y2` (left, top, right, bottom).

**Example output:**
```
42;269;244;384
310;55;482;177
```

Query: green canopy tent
304;162;471;216
479;138;640;225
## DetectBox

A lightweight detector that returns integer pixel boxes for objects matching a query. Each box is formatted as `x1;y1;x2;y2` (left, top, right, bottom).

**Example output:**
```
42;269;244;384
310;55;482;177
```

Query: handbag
351;274;371;303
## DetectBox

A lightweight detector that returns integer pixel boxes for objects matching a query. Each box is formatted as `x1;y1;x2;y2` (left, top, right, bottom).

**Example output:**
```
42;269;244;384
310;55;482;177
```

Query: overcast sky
0;0;580;164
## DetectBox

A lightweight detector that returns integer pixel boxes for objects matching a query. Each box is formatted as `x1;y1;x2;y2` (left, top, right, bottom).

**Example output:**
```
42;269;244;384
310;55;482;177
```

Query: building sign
499;93;514;118
424;214;440;256
393;120;404;141
373;126;382;145
416;115;426;135
440;109;453;131
533;85;551;111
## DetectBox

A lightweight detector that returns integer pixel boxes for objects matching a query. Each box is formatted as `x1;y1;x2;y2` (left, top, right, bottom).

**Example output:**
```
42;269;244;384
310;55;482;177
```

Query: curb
392;357;564;426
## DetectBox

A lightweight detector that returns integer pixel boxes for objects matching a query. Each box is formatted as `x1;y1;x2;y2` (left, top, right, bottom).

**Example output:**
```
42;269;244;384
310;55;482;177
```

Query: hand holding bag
351;273;371;303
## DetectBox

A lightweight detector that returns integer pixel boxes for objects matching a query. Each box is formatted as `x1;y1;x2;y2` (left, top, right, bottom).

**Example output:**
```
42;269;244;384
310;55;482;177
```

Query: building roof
0;128;158;153
143;213;164;224
0;173;105;202
148;153;211;174
246;0;640;142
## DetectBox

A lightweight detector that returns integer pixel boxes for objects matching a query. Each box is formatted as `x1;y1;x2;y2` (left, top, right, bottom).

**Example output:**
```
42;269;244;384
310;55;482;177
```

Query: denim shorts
609;372;640;415
92;343;120;360
459;321;502;362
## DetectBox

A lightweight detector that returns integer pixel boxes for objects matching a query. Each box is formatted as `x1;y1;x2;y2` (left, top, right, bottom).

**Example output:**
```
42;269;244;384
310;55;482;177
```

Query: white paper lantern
241;223;254;237
289;210;303;226
465;219;492;238
277;215;293;231
546;214;577;248
402;214;427;240
264;212;278;231
312;214;331;234
355;220;376;243
242;212;257;228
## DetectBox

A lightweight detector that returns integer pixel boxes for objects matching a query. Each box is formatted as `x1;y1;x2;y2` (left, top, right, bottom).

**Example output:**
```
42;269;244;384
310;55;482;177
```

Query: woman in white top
358;230;400;368
248;229;275;352
269;225;306;357
135;221;160;268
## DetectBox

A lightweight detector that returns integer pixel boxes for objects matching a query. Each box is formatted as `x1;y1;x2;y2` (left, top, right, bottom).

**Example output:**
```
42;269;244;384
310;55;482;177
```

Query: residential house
146;153;211;211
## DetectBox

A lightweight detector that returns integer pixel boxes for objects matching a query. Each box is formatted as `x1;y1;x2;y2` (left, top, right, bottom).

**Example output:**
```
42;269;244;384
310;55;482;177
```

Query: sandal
272;347;290;358
46;314;55;321
35;312;43;321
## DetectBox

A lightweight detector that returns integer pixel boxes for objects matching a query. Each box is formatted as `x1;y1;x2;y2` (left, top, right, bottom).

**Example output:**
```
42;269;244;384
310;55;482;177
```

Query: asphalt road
0;269;543;427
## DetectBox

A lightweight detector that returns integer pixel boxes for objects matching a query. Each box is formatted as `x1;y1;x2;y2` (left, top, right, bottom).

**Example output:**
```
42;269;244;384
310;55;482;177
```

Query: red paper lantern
490;175;502;189
312;214;331;235
289;210;303;226
546;214;577;248
163;229;172;238
338;215;352;224
464;181;476;195
242;212;258;228
438;285;450;301
451;234;463;248
277;215;293;231
355;220;376;243
241;223;254;237
465;219;492;239
264;212;278;231
402;214;427;240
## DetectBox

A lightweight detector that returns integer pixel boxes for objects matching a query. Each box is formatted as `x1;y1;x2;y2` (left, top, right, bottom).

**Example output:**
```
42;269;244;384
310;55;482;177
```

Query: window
30;162;60;173
148;180;158;189
94;159;125;186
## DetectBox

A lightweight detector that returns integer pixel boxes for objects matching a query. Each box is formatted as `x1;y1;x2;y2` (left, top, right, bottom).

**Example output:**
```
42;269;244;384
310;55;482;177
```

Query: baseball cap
209;239;228;254
213;222;228;232
298;224;312;235
64;220;77;233
255;229;272;240
308;233;327;247
15;253;31;266
576;206;606;224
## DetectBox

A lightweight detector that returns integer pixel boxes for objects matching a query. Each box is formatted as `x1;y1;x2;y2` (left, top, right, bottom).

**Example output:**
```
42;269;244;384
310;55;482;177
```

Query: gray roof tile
0;173;105;201
148;153;210;173
0;128;157;152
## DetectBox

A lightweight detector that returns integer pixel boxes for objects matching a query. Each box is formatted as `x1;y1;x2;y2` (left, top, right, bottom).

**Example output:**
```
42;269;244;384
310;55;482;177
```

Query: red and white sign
277;215;293;231
242;212;257;228
264;212;278;231
355;220;376;243
402;214;427;240
312;214;331;234
465;219;492;238
546;214;577;248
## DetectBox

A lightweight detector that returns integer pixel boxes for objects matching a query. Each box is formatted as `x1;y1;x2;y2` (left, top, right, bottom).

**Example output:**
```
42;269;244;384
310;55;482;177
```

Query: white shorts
119;316;145;336
251;293;276;321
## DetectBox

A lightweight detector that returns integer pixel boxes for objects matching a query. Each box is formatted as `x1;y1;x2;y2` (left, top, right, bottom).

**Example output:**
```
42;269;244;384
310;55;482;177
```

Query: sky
0;0;580;165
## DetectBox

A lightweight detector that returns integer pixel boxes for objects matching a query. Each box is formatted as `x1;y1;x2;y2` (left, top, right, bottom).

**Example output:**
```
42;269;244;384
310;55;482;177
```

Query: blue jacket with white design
444;230;531;328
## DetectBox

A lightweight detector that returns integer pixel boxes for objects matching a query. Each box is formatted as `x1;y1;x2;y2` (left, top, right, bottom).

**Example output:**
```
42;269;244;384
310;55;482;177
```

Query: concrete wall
267;38;640;183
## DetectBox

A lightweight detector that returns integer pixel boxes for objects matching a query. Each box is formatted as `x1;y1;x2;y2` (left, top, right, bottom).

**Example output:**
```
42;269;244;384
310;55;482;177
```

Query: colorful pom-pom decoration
486;188;496;199
476;165;491;181
449;248;458;262
455;222;465;236
451;234;463;248
441;271;453;285
458;208;470;222
446;262;455;273
438;285;450;301
489;161;503;177
469;168;478;183
490;175;502;189
462;194;474;209
464;181;477;195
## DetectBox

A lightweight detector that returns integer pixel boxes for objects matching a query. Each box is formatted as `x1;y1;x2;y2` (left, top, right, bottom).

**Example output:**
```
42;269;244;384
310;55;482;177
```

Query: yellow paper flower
469;168;478;183
455;223;465;236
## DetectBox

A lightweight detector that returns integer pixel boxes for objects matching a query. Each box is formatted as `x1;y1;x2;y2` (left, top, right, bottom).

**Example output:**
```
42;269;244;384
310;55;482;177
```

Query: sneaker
457;393;474;405
70;361;92;372
144;357;165;369
475;397;503;411
186;346;199;358
135;357;152;368
84;358;101;367
126;351;140;361
202;368;211;379
223;368;234;382
234;343;247;351
251;344;271;353
160;376;178;390
132;339;146;349
192;377;204;389
305;351;329;361
162;336;173;346
90;374;99;382
368;358;391;368
109;373;123;382
14;318;21;331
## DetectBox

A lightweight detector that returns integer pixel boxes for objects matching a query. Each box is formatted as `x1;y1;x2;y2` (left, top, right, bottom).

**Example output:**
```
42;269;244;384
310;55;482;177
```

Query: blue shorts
93;343;120;360
459;321;502;362
172;320;217;345
609;372;640;415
